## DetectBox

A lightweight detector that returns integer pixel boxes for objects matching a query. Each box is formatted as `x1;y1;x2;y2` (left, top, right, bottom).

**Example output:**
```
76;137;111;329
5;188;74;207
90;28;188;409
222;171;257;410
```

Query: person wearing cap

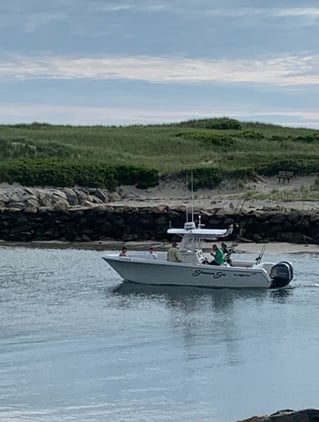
221;241;232;264
167;241;182;262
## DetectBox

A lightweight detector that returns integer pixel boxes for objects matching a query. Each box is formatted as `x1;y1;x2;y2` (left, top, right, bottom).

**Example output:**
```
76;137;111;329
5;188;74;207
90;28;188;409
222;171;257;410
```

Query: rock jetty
0;185;318;244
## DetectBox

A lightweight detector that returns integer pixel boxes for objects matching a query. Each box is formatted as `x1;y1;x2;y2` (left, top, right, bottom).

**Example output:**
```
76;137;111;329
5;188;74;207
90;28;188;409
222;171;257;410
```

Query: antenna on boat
185;173;189;223
191;171;194;224
183;172;197;230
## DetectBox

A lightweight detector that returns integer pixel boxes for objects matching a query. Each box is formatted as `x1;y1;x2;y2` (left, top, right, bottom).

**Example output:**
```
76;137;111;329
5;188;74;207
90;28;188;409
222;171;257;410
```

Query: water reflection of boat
103;220;294;289
112;281;236;301
111;281;267;311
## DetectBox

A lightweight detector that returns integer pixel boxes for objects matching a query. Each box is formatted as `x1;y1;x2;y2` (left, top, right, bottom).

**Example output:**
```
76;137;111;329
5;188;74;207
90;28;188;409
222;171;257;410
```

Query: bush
179;167;255;190
236;130;265;140
178;117;242;130
179;168;223;190
256;159;319;176
0;160;159;189
293;134;319;143
176;131;235;148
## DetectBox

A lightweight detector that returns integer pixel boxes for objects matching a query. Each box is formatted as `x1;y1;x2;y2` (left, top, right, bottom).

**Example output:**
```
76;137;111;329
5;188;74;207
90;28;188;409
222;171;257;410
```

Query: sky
1;0;319;128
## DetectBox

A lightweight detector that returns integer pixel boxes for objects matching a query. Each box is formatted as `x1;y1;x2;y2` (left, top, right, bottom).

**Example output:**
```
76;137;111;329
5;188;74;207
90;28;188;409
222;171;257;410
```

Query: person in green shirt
210;244;224;265
167;242;182;262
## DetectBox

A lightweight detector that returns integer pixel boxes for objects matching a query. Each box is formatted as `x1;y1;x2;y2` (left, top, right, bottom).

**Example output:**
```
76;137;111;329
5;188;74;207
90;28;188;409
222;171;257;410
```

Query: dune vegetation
0;117;318;189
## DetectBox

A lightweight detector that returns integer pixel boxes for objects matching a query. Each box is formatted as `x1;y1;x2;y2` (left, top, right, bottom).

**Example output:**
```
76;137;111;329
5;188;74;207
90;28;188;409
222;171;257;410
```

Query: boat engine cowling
270;261;294;288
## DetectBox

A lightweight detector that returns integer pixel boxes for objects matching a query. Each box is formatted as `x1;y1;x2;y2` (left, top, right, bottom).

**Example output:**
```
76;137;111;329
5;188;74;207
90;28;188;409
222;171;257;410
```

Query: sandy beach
114;174;319;213
1;239;318;255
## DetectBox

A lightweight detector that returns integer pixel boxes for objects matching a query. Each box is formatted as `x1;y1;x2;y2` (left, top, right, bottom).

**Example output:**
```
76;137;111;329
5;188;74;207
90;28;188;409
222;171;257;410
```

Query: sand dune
116;175;319;213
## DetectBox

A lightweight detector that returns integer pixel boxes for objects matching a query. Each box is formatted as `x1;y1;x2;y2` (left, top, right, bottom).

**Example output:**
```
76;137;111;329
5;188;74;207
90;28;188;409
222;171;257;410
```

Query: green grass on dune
0;117;318;188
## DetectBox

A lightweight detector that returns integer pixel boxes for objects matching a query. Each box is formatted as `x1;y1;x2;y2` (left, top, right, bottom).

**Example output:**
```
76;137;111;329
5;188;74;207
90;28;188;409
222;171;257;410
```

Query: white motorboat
103;219;294;289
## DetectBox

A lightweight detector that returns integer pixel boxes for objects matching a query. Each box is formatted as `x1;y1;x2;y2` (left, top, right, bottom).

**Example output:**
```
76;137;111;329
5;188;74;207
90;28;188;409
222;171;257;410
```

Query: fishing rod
255;244;267;265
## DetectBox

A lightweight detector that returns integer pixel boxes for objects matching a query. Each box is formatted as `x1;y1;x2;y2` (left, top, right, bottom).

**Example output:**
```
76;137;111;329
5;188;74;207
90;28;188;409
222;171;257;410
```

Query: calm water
0;246;318;422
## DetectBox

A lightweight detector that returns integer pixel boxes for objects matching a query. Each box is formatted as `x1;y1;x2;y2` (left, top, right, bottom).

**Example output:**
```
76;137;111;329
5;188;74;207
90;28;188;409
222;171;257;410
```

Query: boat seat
195;250;206;264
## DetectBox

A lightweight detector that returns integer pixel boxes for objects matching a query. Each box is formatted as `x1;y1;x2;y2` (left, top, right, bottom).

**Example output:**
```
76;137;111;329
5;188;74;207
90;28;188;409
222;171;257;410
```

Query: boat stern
269;261;294;288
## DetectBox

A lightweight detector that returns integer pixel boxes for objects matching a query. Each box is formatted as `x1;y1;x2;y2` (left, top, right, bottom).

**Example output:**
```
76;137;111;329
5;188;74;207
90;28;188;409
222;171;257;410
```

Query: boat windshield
180;235;202;251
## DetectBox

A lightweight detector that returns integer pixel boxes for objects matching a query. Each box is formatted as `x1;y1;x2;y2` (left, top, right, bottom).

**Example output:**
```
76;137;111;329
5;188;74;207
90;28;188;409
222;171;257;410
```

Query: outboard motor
270;261;294;288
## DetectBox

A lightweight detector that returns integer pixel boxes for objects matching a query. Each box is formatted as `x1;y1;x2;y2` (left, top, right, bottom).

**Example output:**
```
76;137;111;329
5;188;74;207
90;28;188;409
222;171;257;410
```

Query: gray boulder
89;188;109;202
109;192;121;202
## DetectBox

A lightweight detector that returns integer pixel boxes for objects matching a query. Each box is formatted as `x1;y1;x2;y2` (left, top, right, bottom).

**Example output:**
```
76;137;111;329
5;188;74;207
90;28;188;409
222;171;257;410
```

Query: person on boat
221;242;228;255
119;246;128;257
167;242;182;262
209;244;224;265
221;242;234;265
147;247;158;259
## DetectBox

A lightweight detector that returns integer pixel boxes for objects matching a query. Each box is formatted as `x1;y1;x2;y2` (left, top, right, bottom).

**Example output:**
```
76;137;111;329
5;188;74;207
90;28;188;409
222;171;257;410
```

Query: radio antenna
185;173;189;223
191;171;194;223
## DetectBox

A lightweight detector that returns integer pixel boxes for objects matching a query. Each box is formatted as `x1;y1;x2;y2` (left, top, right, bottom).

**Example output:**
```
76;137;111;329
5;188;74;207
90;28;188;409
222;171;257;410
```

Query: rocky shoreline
0;183;318;244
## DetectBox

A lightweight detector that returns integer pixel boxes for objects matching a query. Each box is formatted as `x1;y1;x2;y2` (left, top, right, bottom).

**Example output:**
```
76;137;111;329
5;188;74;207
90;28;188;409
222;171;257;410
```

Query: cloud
204;7;319;18
2;3;318;35
0;53;318;87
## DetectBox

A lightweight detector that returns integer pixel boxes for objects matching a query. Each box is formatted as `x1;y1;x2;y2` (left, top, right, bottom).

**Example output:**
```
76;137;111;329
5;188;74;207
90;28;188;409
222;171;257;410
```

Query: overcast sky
1;0;319;127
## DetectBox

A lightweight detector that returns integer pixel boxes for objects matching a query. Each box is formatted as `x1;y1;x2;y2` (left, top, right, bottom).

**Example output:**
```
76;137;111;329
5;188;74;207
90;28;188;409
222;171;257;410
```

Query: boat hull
103;256;275;289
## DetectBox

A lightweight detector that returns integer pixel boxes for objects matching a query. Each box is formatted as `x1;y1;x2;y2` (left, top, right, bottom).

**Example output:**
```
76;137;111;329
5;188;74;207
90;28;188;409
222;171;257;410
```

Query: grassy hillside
0;117;318;189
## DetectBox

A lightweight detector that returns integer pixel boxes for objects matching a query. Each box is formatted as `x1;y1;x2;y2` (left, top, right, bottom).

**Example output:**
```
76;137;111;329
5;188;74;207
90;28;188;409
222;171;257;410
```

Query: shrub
0;160;159;189
236;130;265;140
176;131;235;148
178;117;242;130
256;159;319;176
178;168;222;190
179;167;255;190
293;134;319;143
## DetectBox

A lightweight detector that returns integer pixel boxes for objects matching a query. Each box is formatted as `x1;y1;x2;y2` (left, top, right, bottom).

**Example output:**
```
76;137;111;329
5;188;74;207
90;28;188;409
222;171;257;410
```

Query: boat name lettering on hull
192;269;226;279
